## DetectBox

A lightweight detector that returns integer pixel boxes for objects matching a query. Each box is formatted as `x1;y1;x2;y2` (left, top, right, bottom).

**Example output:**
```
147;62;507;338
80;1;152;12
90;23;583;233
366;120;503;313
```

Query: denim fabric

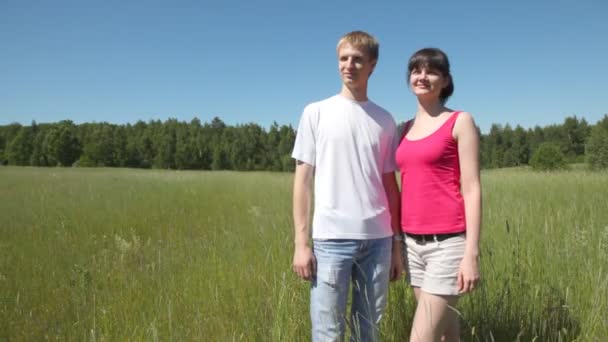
310;237;392;342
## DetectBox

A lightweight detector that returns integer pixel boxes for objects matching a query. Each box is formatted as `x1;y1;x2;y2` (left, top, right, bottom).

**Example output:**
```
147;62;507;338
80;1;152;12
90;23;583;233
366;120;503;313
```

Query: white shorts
404;234;466;296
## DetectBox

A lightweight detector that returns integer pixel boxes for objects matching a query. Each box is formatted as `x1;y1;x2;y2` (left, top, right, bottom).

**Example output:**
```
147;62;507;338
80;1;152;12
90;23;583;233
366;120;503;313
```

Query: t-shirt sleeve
383;117;399;173
291;104;318;166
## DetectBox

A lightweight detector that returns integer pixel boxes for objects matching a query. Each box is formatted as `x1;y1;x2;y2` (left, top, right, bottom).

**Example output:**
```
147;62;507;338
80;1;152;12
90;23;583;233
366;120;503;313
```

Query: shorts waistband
405;232;465;244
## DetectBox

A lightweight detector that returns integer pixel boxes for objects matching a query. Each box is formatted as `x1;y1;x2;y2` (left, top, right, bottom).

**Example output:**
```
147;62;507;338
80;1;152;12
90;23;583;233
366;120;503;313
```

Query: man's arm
382;171;403;281
292;160;315;280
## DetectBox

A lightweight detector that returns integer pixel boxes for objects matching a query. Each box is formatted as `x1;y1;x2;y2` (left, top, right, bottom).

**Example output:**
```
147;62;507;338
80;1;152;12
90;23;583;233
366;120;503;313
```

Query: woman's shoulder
453;111;475;125
452;111;478;138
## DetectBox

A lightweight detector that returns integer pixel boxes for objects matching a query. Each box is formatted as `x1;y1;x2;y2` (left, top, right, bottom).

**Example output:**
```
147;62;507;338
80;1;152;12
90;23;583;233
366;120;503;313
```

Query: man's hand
293;244;316;281
389;241;404;281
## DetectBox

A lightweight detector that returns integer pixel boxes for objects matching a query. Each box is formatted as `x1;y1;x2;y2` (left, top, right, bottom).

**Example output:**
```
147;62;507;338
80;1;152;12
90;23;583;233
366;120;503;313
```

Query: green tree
175;121;195;169
278;124;296;171
197;122;215;170
266;122;282;171
595;114;608;131
530;142;567;171
0;123;24;162
185;118;206;169
6;125;33;165
485;124;505;168
211;124;231;170
479;133;489;168
543;124;568;158
0;116;302;172
80;124;116;166
241;123;267;170
528;126;545;153
154;119;177;169
117;123;144;168
0;134;5;164
137;120;157;168
501;124;519;167
44;120;80;166
562;116;590;162
211;145;230;170
585;125;608;170
512;125;530;165
30;128;48;166
112;126;129;167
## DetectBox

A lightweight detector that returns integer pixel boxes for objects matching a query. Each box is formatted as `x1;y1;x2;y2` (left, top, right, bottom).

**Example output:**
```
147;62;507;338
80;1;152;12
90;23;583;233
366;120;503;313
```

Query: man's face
337;43;376;88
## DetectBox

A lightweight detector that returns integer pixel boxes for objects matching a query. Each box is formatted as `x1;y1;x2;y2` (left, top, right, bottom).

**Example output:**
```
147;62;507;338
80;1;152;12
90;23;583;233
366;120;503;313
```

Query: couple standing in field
291;31;481;341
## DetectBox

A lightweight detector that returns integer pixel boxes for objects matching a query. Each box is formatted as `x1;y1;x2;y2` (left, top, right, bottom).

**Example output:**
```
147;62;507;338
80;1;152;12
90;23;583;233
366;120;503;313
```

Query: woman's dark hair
407;48;454;104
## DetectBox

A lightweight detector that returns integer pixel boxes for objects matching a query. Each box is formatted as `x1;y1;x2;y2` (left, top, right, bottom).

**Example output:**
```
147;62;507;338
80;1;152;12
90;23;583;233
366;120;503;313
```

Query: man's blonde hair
336;30;379;61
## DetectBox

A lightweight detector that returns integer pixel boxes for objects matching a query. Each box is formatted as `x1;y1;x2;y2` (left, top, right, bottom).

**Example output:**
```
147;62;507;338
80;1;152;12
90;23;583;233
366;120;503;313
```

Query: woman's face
409;66;449;100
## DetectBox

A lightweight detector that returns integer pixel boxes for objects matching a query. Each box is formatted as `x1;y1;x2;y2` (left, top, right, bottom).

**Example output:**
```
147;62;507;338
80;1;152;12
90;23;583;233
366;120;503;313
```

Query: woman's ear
443;74;452;89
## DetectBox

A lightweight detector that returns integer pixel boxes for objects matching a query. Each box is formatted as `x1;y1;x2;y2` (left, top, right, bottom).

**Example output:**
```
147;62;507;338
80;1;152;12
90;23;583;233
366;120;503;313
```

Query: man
291;30;403;341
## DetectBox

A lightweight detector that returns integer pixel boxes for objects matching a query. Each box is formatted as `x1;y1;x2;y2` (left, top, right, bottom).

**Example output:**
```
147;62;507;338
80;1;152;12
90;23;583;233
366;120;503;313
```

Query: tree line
1;114;607;171
477;115;608;170
0;117;296;171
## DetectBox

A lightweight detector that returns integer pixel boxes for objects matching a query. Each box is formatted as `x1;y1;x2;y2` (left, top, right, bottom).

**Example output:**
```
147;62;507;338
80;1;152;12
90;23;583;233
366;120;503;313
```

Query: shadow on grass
460;285;581;341
459;219;582;341
383;278;580;341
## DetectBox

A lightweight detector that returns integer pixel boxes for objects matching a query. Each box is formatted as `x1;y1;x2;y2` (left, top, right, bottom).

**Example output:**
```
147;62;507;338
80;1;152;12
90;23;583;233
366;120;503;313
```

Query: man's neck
340;84;368;102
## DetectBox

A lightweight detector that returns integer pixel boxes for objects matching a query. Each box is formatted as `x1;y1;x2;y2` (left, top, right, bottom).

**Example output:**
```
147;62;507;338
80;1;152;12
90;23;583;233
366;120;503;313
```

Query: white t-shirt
292;94;399;239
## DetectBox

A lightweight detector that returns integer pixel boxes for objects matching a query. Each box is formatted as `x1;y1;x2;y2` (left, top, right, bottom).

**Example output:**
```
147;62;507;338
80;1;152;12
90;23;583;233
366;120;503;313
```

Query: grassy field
0;166;607;341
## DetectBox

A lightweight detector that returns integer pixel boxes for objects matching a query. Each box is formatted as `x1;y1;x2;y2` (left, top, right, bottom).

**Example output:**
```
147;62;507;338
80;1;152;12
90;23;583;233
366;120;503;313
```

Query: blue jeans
310;237;392;342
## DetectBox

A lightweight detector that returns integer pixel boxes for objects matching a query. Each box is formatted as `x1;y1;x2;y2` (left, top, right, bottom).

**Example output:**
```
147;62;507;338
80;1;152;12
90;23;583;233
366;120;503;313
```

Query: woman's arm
454;112;482;293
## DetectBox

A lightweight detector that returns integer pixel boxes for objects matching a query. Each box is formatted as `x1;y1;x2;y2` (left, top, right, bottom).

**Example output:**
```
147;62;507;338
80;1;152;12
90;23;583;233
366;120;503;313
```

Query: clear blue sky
1;0;606;133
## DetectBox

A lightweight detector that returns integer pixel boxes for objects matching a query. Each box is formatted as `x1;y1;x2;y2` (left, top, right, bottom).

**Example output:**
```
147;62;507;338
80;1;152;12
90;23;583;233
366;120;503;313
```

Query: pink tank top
395;112;466;234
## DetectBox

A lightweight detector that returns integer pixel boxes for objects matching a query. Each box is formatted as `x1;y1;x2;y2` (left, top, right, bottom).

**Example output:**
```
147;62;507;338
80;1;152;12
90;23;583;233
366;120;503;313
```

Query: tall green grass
0;167;606;340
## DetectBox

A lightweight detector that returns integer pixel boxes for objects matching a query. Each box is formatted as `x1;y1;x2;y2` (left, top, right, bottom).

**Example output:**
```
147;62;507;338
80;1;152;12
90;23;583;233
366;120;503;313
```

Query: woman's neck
416;98;446;118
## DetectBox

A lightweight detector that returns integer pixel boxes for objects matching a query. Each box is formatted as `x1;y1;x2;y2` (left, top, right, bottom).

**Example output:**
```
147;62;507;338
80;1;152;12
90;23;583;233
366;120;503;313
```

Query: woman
396;48;481;342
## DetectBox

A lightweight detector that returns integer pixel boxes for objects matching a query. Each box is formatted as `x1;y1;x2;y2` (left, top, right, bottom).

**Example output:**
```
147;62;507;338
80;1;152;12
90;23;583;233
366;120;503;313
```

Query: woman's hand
457;253;480;293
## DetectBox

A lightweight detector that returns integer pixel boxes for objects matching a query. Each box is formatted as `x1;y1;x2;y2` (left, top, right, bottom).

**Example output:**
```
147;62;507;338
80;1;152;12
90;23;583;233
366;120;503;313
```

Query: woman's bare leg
409;287;459;342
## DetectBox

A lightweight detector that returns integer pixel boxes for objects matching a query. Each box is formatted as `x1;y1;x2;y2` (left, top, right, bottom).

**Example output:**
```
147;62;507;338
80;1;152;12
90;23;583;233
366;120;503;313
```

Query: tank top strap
443;111;462;135
447;111;462;128
400;119;414;142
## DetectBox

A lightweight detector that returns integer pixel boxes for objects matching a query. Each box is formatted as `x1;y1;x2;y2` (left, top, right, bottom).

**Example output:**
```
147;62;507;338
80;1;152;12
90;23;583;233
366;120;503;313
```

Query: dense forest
1;115;607;171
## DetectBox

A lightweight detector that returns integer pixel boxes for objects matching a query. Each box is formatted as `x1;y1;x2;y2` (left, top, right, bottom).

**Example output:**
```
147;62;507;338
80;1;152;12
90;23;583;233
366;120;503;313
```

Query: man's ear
369;59;378;76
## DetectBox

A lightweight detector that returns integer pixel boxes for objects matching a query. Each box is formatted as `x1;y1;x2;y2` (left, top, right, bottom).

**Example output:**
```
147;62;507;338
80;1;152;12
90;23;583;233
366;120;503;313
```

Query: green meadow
0;167;607;341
